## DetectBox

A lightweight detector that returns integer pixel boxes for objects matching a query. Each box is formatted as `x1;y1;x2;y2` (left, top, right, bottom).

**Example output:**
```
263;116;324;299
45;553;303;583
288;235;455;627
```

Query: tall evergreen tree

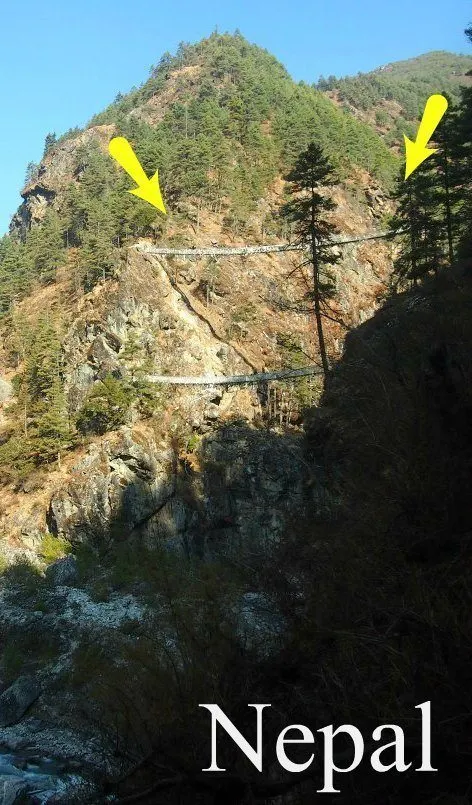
21;317;71;457
25;209;65;284
434;113;456;265
79;200;118;290
392;25;472;280
0;316;72;477
281;143;340;375
43;132;57;158
453;25;472;257
25;162;40;185
390;160;446;287
0;236;31;312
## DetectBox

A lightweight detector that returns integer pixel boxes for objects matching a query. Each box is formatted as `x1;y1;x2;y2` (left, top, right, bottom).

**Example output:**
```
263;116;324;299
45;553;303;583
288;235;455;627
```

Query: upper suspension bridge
136;227;399;387
135;228;399;260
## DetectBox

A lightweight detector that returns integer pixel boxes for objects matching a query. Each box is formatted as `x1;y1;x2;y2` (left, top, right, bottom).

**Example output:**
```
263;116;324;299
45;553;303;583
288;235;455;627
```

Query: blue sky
0;0;470;233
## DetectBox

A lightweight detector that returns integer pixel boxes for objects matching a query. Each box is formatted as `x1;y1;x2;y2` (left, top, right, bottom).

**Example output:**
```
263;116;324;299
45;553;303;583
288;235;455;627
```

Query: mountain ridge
0;27;471;805
0;33;397;545
317;49;472;143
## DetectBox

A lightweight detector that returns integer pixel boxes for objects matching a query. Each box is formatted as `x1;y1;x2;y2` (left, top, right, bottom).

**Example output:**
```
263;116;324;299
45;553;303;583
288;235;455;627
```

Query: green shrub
132;379;164;419
39;532;71;565
0;435;36;482
1;631;62;683
0;546;10;574
375;109;389;126
76;375;134;435
276;331;320;410
186;433;201;453
2;557;44;596
231;302;258;324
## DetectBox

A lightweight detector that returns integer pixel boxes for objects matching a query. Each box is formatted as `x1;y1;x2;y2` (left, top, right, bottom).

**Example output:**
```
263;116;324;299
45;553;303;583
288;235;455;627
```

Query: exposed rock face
10;125;115;235
47;430;175;546
0;676;41;727
0;378;13;403
37;415;311;563
0;776;29;805
61;248;254;412
196;425;309;558
0;506;45;553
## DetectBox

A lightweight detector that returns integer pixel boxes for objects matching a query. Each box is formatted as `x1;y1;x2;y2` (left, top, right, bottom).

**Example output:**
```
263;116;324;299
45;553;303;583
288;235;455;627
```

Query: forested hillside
0;32;400;494
0;25;472;805
1;29;472;501
0;33;398;311
318;50;472;145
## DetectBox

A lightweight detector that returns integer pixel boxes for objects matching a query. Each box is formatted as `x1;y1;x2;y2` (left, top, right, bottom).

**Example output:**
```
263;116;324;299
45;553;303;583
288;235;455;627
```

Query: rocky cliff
0;32;405;804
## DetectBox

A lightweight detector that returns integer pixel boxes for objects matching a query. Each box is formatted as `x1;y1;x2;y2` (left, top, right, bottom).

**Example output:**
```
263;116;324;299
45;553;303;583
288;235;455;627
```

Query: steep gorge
1;30;471;805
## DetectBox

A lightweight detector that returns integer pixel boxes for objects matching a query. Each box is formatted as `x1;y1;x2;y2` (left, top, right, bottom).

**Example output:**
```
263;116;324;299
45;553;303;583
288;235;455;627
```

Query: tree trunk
442;140;454;265
313;261;329;375
310;189;329;376
408;189;418;283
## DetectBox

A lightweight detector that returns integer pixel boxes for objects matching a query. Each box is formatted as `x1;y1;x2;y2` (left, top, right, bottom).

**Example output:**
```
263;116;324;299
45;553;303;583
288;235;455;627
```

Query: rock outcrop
0;676;41;727
0;378;13;403
10;125;115;235
47;430;175;546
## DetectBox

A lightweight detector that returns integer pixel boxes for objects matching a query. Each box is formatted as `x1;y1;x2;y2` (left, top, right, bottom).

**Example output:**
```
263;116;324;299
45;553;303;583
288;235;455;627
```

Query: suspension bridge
145;366;322;386
137;227;399;387
135;228;399;260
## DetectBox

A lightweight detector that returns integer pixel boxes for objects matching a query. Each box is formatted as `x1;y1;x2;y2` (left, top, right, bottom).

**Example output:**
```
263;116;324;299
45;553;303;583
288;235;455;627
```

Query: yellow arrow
108;136;167;214
404;94;448;180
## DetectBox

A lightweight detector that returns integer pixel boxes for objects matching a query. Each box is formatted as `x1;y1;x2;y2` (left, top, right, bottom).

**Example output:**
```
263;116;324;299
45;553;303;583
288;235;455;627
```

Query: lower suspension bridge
136;227;399;386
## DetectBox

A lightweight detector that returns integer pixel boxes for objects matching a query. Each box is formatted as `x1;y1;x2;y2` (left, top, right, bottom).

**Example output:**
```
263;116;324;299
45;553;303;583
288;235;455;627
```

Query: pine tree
21;317;62;411
25;317;71;461
0;236;31;312
76;375;133;435
79;200;118;290
33;376;71;465
452;25;472;257
25;209;65;284
281;143;340;375
391;24;472;284
43;132;57;158
390;160;446;287
25;162;40;185
0;316;72;475
434;112;456;264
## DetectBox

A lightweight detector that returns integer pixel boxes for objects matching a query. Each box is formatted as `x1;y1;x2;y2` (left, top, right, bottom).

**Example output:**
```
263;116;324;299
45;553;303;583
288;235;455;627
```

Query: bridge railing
145;367;323;386
135;229;401;259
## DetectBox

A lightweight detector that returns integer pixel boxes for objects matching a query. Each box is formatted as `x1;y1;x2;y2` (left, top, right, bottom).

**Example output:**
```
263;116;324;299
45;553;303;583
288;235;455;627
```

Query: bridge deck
136;229;398;258
146;367;322;386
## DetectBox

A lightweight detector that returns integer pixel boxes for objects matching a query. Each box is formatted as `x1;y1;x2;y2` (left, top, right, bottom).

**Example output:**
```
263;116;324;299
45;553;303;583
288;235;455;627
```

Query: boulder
0;676;41;727
204;403;220;421
0;776;29;805
87;334;120;370
45;555;79;587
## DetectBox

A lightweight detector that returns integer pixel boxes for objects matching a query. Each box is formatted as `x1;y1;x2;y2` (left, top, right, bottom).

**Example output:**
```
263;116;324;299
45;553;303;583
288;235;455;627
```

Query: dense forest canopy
0;31;471;477
317;50;472;145
1;24;472;805
0;33;399;311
